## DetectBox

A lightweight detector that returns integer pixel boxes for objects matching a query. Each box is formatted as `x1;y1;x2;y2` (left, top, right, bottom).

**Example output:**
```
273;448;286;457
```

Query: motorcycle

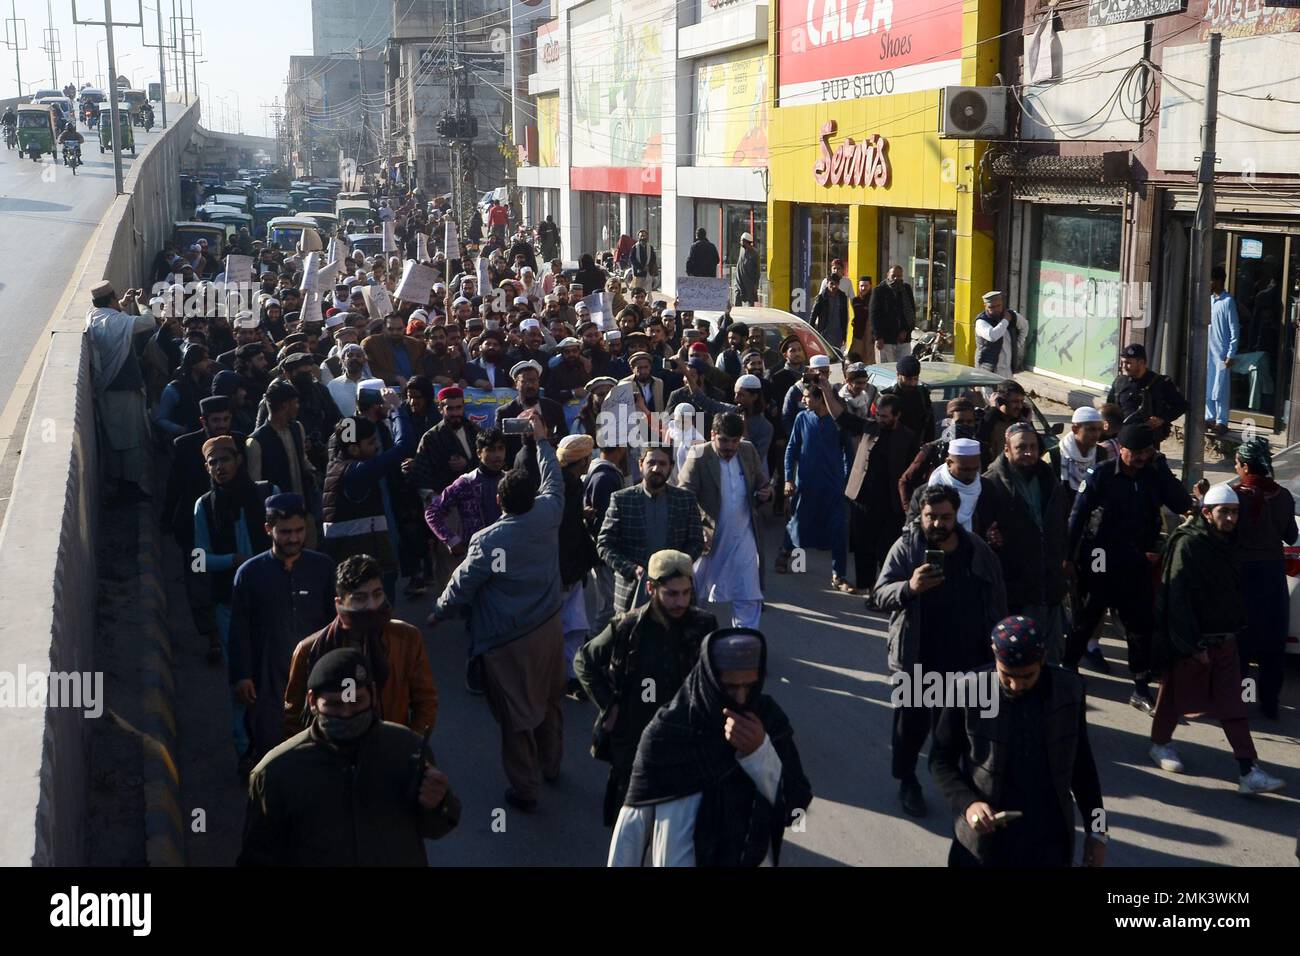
62;141;82;174
139;105;154;132
913;329;952;363
82;105;99;129
3;125;15;151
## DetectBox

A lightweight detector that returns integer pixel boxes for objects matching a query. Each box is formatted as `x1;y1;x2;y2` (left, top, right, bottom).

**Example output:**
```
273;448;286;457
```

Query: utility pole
45;0;56;87
103;0;125;194
177;0;188;104
9;0;22;98
1182;32;1221;488
449;0;461;223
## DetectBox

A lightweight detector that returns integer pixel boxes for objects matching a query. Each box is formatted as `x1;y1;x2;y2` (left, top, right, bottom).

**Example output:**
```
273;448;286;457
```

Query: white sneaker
1238;766;1284;795
1149;743;1185;773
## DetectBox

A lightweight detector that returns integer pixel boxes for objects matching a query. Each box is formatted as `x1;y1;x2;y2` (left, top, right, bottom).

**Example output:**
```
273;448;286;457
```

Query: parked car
696;307;846;385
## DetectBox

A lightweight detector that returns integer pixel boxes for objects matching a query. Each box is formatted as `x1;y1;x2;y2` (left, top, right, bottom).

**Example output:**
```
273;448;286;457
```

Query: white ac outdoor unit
941;86;1011;139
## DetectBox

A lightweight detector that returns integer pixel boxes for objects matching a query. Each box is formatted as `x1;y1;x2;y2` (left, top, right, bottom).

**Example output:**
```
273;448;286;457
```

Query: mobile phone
992;810;1022;828
502;417;533;436
924;549;945;574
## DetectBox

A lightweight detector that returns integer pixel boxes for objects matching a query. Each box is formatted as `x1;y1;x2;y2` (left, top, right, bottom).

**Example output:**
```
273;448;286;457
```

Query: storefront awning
989;151;1130;184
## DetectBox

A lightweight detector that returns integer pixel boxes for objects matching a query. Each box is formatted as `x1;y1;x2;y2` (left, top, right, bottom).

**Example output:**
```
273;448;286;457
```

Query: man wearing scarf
1149;484;1285;795
982;423;1069;663
239;648;460;866
916;438;996;536
607;627;812;866
282;554;438;741
1059;406;1109;510
901;398;979;503
931;617;1107;867
1229;438;1297;720
194;436;277;752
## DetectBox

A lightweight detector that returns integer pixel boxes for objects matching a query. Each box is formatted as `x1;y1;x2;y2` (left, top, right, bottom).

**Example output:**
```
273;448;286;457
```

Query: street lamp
96;38;107;87
227;89;241;135
21;78;49;97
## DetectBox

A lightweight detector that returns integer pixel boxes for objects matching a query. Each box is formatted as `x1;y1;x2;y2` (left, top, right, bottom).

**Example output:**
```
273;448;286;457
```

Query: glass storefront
525;188;561;228
883;211;956;334
694;200;768;298
629;195;662;251
1024;206;1122;386
580;192;621;255
791;204;850;318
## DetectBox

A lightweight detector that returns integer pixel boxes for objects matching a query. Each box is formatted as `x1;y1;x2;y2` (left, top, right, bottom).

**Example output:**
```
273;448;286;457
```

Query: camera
502;417;534;436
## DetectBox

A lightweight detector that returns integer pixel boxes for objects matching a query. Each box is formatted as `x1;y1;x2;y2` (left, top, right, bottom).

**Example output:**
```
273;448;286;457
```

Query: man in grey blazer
676;412;771;627
598;445;705;613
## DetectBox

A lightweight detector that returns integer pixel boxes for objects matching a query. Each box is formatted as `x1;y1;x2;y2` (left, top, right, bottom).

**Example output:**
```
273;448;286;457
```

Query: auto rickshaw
15;104;55;162
99;104;136;156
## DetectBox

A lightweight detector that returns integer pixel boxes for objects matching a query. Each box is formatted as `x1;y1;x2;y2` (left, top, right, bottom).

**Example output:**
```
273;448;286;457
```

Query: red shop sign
813;121;890;189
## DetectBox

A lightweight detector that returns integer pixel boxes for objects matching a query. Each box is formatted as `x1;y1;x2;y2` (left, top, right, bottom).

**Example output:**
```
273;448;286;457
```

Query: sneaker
1079;646;1111;674
898;778;927;818
1238;766;1284;795
1149;742;1185;773
1129;688;1157;716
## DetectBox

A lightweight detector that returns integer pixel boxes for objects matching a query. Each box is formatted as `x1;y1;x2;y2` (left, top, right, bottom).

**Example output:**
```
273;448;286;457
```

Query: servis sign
813;121;890;189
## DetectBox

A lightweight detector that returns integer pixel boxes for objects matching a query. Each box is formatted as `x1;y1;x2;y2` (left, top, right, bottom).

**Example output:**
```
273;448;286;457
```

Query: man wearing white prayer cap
974;290;1026;379
1149;479;1284;795
922;436;995;534
1060;405;1110;505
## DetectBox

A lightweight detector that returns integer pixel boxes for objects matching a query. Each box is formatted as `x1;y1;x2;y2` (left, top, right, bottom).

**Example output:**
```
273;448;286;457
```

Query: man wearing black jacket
931;616;1107;867
1106;342;1189;446
810;273;850;350
869;265;916;361
685;228;720;278
881;355;935;444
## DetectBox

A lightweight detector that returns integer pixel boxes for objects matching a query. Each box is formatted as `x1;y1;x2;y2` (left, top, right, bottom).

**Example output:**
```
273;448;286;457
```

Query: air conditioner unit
940;86;1011;139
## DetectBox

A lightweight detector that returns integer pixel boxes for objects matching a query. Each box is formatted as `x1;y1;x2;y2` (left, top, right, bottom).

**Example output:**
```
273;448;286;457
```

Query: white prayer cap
1203;483;1239;507
949;438;982;457
982;290;1004;303
357;377;386;394
809;354;831;369
674;402;697;421
574;302;591;314
233;311;259;330
410;308;429;322
264;297;282;308
735;374;763;392
604;330;621;341
1071;406;1103;425
520;318;541;331
343;276;358;286
324;312;346;329
513;295;530;306
557;337;582;349
433;282;446;291
452;296;472;307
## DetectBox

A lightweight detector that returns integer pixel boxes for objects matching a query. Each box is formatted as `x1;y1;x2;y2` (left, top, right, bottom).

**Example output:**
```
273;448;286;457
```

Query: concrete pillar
846;205;878;350
768;200;793;317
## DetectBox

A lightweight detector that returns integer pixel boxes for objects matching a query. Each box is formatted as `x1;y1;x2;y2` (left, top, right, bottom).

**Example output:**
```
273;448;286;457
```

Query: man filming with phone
872;485;1007;819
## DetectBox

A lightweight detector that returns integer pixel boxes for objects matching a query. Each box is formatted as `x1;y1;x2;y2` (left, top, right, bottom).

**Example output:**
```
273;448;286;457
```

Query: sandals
831;576;857;594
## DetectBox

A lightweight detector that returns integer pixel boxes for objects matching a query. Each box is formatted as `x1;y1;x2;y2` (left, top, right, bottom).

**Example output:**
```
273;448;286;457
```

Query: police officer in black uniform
1105;343;1189;446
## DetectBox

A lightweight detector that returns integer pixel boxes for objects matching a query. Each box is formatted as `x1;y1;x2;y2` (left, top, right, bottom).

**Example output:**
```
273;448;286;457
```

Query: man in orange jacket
283;553;439;739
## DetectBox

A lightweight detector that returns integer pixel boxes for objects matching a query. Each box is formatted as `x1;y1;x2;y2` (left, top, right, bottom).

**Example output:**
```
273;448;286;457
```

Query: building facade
312;0;395;58
285;55;386;178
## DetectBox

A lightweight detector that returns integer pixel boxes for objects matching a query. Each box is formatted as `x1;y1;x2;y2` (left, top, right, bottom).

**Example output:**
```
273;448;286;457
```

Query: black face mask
292;372;315;391
954;422;977;439
338;601;392;634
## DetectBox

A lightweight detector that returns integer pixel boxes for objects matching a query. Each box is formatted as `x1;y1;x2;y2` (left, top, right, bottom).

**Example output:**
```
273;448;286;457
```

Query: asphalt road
0;107;179;404
173;507;1300;867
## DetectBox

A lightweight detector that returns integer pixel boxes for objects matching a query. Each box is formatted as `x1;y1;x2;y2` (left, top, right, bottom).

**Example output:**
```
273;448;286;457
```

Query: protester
930;617;1107;867
1059;406;1109;509
906;437;998;536
975;381;1027;468
881;355;935;444
555;434;601;693
873;485;1008;817
1149;484;1284;795
607;627;813;866
783;378;854;592
244;381;320;547
238;648;460;865
899;397;977;503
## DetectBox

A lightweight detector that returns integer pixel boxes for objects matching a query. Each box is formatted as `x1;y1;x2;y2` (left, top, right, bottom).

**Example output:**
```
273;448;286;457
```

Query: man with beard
608;627;812;866
873;485;1007;818
245;381;320;547
732;374;773;463
219;312;266;370
546;337;591;402
811;273;850;351
900;398;977;503
1059;406;1110;511
880;355;935;444
1105;343;1188;447
326;344;371;416
428;410;568;811
599;445;705;613
392;377;441;597
555;435;601;694
849;276;874;362
424;324;466;384
1064;423;1194;709
153;344;216;439
414;387;481;503
906;438;999;537
321;411;416;603
261;353;342;474
930;617;1107;867
229;494;336;771
629;228;659;291
974;291;1027;379
1148;484;1285;794
869;264;916;361
498;360;569;459
282;554;438;740
193;436;276;754
976;381;1028;469
238;648;460;866
575;550;717;825
983;424;1069;662
839;392;920;593
465;329;513;389
213;370;255;436
233;344;272;407
363;313;427;388
678;414;771;628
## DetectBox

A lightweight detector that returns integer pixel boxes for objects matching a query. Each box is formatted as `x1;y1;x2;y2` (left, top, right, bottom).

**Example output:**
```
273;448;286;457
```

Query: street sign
1087;0;1184;25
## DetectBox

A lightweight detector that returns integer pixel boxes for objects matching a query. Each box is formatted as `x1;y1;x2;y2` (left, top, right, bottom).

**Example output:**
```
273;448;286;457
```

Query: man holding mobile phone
872;485;1008;818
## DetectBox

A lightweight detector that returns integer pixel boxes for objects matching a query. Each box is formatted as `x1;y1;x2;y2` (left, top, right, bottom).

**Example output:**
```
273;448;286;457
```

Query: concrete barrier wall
0;99;200;866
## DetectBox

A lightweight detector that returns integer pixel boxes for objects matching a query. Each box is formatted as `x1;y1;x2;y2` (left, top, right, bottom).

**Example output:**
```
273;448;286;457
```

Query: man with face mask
1148;484;1285;794
327;344;372;416
229;494;337;772
930;617;1107;867
321;411;417;603
574;550;717;826
873;485;1008;818
1064;423;1194;710
259;353;342;474
880;355;935;444
608;627;813;866
238;647;460;866
153;344;216;439
282;554;438;740
982;424;1069;663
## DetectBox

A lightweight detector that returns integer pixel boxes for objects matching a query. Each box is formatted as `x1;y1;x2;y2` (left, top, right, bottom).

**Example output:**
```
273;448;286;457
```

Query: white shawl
928;464;981;531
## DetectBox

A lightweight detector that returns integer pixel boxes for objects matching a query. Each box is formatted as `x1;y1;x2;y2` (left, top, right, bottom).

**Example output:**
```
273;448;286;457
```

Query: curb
135;501;185;866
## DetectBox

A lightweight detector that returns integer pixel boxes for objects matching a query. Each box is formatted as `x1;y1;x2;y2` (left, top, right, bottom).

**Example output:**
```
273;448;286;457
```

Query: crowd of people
78;172;1295;868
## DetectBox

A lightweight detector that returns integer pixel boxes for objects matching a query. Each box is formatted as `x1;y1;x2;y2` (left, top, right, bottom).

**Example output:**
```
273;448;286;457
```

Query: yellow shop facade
766;0;1001;363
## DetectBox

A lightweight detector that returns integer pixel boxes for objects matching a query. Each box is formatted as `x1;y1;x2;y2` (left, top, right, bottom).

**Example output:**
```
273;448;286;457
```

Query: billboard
537;93;560;167
693;47;768;167
777;0;963;107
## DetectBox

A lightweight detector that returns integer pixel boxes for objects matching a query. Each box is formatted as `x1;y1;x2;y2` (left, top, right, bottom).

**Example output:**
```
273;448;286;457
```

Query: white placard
382;220;397;253
327;237;348;265
299;252;322;292
396;260;438;305
444;220;460;260
362;284;395;318
417;233;430;261
581;291;608;316
224;255;253;284
674;277;729;312
300;290;323;325
476;255;491;303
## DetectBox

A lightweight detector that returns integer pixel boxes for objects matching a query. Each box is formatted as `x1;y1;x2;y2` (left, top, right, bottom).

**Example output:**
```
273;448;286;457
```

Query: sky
2;0;313;138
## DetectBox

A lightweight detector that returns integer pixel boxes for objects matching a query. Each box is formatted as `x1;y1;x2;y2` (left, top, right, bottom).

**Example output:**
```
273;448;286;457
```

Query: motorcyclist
58;123;85;165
